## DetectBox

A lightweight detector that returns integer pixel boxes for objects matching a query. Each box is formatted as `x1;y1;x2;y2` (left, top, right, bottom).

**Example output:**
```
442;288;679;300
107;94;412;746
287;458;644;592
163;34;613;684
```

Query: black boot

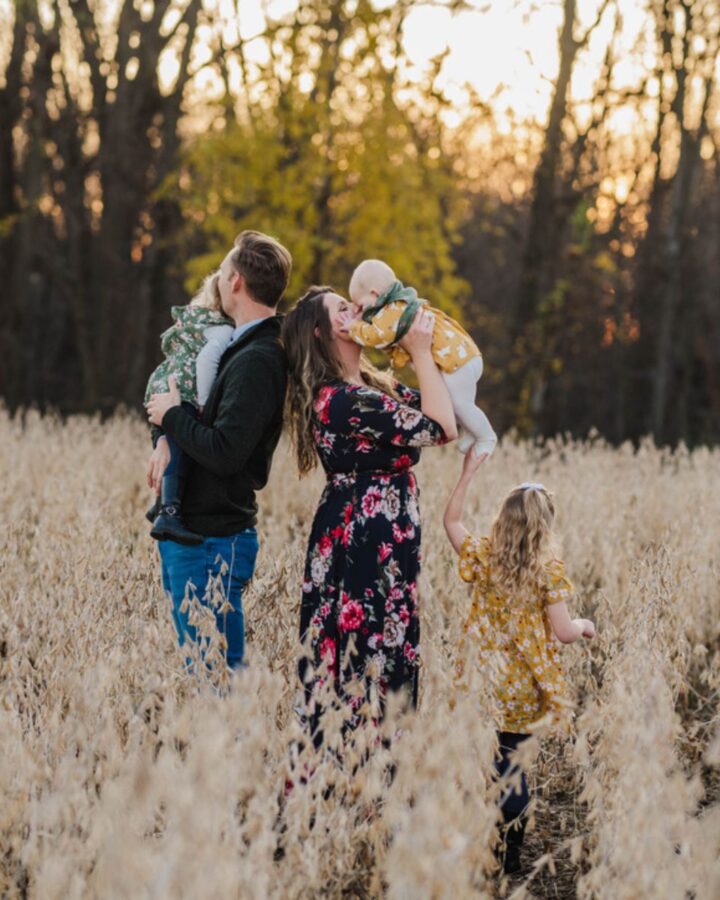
150;475;203;546
499;815;526;876
145;495;161;523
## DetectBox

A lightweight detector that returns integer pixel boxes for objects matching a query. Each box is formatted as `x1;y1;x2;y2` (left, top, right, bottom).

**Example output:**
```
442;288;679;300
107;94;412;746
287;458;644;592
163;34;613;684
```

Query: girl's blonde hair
489;485;555;595
189;271;223;311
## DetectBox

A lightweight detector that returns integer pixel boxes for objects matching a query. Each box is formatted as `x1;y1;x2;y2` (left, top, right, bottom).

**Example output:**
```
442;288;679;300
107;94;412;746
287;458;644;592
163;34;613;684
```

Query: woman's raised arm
399;310;458;440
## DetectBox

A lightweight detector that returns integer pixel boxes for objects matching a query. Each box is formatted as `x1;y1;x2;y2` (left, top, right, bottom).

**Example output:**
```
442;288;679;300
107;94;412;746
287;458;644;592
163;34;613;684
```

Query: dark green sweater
153;316;287;536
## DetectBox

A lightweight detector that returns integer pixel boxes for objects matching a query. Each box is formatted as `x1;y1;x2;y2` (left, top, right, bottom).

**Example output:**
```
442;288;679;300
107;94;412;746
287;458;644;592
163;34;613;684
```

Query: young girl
144;272;234;545
444;451;595;875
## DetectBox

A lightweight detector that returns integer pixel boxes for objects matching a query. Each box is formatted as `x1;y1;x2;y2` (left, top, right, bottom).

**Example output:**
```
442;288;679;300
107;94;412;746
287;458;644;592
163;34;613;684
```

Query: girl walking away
144;273;234;545
443;452;595;875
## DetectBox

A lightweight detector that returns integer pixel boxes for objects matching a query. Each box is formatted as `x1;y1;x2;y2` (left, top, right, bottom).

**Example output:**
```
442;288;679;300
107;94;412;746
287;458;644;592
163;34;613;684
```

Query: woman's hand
398;309;435;358
579;619;596;639
146;437;170;494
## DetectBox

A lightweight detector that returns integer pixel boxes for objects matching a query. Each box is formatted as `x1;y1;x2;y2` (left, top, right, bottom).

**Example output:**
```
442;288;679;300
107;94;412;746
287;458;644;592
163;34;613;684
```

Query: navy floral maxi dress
299;380;447;741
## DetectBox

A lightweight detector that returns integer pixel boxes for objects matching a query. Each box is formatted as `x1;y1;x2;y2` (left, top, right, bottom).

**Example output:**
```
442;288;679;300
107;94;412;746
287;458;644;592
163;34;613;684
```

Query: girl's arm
547;601;595;643
195;324;234;406
443;450;488;554
400;310;458;439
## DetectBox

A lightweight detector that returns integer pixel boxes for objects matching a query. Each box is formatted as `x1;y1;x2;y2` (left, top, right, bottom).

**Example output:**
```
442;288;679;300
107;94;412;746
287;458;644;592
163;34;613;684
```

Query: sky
0;0;664;137
210;0;654;129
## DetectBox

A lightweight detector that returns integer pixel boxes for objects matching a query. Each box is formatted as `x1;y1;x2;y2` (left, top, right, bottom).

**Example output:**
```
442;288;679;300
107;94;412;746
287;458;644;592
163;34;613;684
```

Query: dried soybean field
1;411;719;899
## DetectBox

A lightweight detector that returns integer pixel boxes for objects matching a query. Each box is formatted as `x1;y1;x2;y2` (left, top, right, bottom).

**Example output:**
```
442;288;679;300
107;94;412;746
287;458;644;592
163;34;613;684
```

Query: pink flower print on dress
314;385;336;424
403;642;417;663
381;485;401;520
341;522;354;547
320;637;337;674
361;486;383;518
339;599;364;632
383;617;406;648
392;522;416;543
394;406;423;430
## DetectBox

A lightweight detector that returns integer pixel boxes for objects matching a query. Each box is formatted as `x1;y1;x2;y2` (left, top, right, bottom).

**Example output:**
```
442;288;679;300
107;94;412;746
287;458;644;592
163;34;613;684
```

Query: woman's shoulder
312;380;346;420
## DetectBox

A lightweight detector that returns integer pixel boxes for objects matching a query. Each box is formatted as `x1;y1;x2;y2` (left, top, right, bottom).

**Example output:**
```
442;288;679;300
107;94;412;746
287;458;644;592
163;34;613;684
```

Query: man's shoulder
226;318;284;356
219;324;286;394
228;330;286;370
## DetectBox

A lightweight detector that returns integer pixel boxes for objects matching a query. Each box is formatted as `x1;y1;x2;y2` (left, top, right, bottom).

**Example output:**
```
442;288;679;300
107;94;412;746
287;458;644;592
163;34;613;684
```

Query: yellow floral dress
456;535;573;733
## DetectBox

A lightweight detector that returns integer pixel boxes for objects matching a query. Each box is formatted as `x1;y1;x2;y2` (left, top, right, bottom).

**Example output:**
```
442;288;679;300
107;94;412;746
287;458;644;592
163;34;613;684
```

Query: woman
282;286;457;744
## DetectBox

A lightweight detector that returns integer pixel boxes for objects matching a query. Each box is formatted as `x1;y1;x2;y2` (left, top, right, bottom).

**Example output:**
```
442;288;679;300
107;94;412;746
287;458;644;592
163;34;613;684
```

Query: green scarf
361;279;426;341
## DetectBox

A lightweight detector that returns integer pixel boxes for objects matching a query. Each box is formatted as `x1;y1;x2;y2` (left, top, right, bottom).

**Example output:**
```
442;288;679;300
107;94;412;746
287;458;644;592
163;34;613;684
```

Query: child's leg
497;731;530;821
496;730;531;874
442;357;497;456
146;436;182;522
151;404;202;546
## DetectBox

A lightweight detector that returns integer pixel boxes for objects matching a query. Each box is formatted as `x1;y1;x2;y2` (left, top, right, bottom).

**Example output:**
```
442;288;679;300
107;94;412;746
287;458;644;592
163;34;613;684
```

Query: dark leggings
496;731;530;821
163;401;197;479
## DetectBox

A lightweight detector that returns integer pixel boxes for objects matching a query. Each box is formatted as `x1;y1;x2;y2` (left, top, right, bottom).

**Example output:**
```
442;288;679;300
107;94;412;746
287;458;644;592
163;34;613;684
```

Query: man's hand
146;375;181;426
146;437;171;494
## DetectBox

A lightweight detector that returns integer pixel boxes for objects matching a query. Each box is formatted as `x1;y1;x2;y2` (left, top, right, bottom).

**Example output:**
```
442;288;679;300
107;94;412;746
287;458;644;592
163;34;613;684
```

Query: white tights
442;356;497;457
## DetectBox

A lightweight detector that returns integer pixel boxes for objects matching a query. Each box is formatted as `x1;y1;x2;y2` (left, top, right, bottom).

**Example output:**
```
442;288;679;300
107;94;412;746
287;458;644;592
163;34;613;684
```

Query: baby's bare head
348;259;396;308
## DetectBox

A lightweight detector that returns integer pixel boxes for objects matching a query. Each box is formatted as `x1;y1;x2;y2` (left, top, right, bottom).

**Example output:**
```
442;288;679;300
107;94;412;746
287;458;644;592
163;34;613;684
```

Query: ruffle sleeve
543;558;574;606
458;535;490;586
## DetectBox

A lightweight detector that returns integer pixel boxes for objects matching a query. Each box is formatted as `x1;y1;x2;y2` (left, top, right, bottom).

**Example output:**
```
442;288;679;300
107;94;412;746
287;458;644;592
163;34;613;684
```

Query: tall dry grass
0;410;718;898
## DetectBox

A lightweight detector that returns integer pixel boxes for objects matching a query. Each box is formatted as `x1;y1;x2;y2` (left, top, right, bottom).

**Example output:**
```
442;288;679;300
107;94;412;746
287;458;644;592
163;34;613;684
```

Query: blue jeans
159;529;258;669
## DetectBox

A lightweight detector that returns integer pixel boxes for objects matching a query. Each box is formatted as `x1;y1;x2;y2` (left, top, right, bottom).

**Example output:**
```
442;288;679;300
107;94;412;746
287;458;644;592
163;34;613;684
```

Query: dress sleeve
543;558;575;606
324;384;447;448
458;535;489;586
393;382;421;410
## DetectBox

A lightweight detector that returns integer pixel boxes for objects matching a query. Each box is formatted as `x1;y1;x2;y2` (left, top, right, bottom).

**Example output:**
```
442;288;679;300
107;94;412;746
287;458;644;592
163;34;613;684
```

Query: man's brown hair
231;230;292;307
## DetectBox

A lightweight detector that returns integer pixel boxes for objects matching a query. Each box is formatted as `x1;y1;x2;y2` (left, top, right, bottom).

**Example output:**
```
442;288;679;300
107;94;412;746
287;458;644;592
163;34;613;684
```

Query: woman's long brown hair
281;286;397;476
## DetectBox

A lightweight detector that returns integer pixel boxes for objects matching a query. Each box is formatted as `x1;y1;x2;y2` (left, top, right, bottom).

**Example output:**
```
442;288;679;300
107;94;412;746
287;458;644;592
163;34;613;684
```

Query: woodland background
1;0;719;446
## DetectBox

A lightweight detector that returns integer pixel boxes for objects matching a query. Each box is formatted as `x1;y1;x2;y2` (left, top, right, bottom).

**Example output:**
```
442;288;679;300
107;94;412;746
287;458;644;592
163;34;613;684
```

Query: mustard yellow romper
456;536;573;733
348;301;480;373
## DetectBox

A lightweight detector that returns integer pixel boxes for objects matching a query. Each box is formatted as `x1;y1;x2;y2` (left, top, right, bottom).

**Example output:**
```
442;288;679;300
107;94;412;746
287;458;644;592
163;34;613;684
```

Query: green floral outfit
145;305;234;406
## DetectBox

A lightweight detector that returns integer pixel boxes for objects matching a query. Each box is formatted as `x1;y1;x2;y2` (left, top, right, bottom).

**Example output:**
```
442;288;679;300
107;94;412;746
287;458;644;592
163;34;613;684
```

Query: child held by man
144;273;234;545
444;451;595;874
344;259;497;458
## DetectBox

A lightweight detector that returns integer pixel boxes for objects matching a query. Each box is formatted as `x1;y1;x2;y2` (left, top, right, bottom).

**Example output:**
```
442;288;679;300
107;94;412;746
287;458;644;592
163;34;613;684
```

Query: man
146;230;291;670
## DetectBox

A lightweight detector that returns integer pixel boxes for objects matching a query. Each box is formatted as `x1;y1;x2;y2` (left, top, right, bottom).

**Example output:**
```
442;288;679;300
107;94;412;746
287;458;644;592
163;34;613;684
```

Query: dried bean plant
0;411;718;899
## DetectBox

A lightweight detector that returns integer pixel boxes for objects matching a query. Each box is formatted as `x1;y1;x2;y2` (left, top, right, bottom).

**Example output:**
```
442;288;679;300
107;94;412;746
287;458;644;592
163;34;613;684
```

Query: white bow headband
517;482;546;492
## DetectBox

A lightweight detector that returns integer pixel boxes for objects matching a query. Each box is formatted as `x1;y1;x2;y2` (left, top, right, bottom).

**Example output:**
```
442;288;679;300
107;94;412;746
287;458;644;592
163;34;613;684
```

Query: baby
347;259;496;457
